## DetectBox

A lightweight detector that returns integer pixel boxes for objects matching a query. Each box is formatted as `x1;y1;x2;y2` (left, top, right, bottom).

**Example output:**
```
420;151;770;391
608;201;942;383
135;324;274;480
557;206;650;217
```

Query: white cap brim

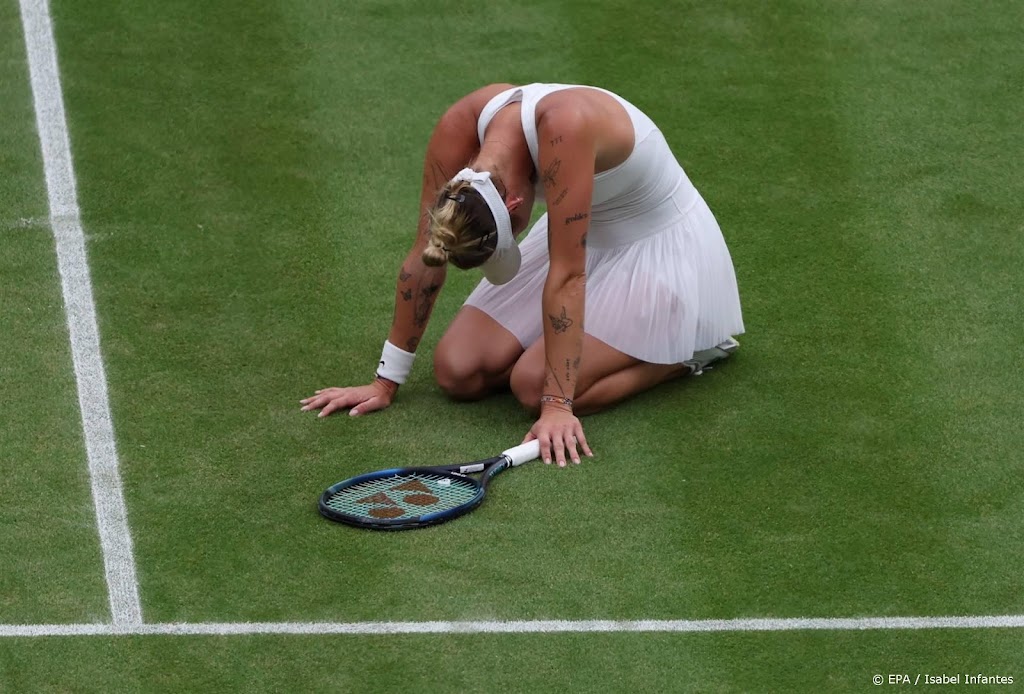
480;233;521;285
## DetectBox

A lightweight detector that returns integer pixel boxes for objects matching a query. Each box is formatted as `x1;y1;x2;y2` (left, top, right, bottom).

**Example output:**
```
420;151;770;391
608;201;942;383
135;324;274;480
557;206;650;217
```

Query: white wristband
376;340;416;385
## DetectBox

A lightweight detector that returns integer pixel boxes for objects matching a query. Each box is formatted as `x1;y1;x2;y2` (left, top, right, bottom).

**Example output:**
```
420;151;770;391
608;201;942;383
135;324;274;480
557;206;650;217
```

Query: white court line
1;615;1023;638
19;0;143;625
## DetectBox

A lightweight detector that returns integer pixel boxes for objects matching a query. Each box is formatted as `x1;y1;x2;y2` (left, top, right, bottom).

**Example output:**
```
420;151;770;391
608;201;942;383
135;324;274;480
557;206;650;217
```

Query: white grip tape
376;340;416;385
502;440;541;467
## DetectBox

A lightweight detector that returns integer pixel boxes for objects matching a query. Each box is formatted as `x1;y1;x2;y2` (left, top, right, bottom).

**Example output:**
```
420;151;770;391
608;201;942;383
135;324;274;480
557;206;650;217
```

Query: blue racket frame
318;457;509;530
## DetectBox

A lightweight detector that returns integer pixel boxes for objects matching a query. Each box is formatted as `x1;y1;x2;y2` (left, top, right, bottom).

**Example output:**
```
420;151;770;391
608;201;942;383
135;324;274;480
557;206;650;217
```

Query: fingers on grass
575;430;593;457
353;395;392;417
321;398;352;417
554;435;567;468
349;402;371;416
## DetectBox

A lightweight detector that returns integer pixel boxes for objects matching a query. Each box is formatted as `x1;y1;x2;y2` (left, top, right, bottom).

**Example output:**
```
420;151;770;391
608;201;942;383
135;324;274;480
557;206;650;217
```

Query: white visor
450;168;521;285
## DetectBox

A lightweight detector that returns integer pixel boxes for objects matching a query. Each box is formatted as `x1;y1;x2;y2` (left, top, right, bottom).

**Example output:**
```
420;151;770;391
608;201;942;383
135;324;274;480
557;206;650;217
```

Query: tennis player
302;83;744;467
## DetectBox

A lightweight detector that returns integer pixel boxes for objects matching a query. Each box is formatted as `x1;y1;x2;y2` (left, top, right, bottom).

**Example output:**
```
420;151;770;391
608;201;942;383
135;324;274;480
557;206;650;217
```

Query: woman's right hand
300;379;398;418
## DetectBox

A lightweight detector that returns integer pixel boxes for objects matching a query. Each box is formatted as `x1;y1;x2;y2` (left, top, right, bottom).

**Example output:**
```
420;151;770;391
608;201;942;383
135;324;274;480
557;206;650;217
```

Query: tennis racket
318;439;541;530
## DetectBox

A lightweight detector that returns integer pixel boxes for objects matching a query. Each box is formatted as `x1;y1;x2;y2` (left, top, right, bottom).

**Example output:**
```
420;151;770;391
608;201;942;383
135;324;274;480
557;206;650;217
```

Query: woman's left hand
524;407;594;467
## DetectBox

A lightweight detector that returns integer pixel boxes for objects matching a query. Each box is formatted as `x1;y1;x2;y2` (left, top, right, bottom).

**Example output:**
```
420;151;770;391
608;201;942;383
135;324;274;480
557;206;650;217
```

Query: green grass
2;0;1023;690
0;0;109;623
3;630;1024;692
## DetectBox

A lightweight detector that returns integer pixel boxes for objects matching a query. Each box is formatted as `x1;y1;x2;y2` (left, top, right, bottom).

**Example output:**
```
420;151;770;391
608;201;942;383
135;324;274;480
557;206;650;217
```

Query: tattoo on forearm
565;353;584;383
413;283;441;327
542;158;561;188
548;307;574;334
544;356;567;398
399;267;412;282
401;288;413;301
553;188;568;206
565;212;588;226
406;336;420;352
580;232;588;248
550;135;563;146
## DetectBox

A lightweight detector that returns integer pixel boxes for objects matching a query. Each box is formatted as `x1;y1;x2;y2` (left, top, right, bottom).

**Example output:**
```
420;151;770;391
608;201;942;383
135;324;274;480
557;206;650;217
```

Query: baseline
1;615;1023;638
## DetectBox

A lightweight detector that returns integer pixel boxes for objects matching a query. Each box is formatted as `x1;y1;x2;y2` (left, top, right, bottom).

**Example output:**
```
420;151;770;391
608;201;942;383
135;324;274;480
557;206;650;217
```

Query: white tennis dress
464;83;744;365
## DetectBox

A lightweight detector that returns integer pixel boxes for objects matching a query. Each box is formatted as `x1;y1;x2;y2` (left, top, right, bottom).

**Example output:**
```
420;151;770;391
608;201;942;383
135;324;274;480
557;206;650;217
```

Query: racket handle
502;440;541;467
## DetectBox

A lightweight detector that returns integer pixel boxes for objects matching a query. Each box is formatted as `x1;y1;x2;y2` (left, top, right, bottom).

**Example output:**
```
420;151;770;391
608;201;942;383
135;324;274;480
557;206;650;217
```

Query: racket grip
502;440;541;467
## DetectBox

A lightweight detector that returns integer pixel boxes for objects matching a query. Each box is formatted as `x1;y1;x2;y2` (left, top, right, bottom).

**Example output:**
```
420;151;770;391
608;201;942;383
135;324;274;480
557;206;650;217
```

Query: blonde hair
422;181;498;270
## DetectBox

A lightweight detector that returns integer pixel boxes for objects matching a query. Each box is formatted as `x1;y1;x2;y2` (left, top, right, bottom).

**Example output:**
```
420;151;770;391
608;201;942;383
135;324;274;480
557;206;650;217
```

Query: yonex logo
359;479;441;519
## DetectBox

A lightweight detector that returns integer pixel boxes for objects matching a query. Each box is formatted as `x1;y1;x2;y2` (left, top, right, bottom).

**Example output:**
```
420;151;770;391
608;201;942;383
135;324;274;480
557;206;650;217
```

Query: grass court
2;0;1023;690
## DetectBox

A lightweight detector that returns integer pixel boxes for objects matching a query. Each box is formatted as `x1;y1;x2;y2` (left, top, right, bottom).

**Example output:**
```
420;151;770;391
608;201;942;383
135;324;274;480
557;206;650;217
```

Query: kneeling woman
302;82;744;467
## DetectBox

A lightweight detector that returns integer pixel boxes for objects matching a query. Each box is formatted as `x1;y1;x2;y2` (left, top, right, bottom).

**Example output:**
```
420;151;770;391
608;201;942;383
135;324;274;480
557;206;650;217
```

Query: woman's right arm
302;84;514;417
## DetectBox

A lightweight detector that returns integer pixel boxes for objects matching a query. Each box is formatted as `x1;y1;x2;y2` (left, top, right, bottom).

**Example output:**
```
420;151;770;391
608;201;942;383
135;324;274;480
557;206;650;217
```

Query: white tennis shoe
684;337;740;376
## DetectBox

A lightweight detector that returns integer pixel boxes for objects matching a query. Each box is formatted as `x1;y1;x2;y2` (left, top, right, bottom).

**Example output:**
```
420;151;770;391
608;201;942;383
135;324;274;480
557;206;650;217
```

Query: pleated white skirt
464;191;744;365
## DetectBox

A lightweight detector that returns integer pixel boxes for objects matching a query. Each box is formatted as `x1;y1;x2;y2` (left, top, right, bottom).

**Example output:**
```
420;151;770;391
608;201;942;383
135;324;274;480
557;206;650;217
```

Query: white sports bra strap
477;87;523;144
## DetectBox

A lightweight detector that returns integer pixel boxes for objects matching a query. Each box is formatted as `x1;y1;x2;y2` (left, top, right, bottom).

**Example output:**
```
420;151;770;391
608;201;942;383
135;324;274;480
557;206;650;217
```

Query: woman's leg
434;306;525;400
508;334;690;415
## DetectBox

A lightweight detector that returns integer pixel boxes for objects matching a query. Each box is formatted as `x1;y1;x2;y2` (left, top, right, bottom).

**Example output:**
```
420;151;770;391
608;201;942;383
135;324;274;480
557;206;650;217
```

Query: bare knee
509;358;544;412
433;346;491;401
431;307;524;401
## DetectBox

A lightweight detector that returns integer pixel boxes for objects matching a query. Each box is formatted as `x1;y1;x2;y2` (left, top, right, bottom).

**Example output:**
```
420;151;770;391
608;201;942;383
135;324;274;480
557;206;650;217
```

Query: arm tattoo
542;158;561;189
548;306;574;334
553;188;569;206
406;336;420;352
550;135;563;146
580;232;588;249
544;356;567;398
414;283;441;327
565;354;582;383
401;289;413;301
399;267;412;282
565;212;588;226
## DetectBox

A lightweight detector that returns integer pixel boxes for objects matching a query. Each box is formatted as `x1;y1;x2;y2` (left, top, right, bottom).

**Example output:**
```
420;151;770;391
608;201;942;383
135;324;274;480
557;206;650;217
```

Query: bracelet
540;394;573;408
376;340;416;385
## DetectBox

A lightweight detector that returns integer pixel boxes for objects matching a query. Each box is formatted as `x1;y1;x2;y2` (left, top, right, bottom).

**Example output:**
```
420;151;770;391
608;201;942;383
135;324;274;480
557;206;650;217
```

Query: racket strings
324;473;479;521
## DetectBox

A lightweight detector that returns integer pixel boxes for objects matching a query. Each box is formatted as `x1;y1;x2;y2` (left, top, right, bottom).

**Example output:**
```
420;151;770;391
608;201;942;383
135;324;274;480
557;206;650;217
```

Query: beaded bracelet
539;394;573;408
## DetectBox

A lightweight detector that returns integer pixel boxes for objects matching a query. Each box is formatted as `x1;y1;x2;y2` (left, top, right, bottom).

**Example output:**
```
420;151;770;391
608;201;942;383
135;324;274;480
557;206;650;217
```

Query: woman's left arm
527;105;597;466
